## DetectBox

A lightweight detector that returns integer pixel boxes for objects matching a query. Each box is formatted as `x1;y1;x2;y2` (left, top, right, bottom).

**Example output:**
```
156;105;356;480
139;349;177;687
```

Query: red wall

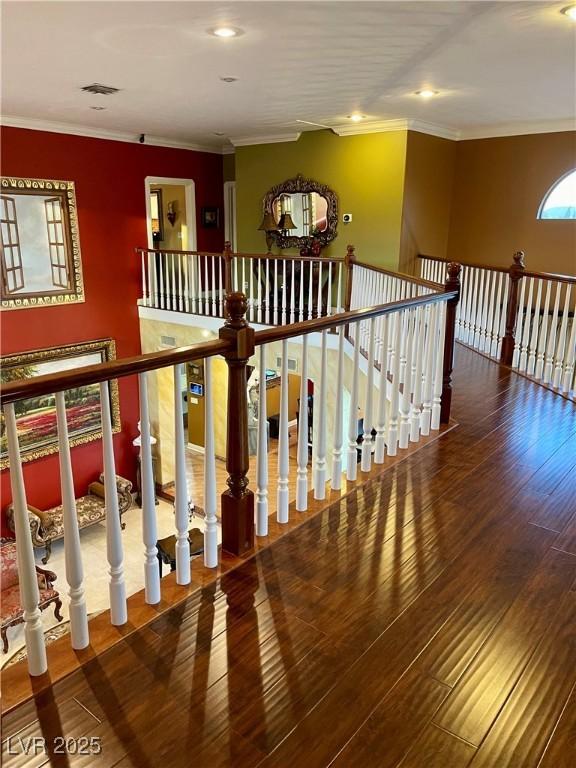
1;126;224;531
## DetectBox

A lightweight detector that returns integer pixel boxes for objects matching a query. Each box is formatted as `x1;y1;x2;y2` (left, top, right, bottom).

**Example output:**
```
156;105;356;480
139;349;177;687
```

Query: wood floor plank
538;685;576;768
433;548;576;746
468;586;576;768
396;724;476;768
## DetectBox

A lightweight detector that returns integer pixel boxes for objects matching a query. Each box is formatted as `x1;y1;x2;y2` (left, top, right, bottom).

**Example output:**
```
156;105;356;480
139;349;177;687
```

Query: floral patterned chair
6;474;132;564
1;539;63;653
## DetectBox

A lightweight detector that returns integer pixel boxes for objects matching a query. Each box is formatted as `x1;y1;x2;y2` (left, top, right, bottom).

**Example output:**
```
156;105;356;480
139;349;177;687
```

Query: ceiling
2;1;575;152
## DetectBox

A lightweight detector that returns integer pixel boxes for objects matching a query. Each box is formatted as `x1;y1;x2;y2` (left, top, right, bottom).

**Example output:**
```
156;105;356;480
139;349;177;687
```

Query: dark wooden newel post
500;251;525;366
223;241;233;294
219;292;255;556
344;245;355;312
440;262;462;424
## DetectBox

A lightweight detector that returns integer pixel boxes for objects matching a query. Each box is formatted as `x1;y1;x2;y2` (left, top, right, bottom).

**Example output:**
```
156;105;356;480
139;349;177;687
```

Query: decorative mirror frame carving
262;174;338;250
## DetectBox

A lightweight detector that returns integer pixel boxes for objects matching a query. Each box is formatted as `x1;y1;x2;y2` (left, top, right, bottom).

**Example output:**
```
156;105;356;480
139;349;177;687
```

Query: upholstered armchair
1;539;63;653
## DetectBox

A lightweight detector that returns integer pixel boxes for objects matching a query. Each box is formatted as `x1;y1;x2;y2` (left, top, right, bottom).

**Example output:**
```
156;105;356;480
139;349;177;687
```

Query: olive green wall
235;129;408;268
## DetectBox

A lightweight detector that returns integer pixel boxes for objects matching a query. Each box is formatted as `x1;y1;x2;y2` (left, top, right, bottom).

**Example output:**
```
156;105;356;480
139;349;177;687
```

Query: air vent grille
276;356;298;373
81;83;120;96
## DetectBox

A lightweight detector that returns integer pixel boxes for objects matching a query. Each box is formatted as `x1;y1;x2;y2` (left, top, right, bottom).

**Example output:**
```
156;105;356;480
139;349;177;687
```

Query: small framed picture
201;206;220;228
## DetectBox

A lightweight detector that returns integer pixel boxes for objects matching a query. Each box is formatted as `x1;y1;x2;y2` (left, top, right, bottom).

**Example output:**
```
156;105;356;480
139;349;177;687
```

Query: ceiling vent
80;83;120;96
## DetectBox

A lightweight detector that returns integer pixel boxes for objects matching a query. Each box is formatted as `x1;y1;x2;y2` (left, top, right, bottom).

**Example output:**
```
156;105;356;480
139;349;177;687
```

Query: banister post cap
447;262;462;281
513;251;525;268
224;292;248;329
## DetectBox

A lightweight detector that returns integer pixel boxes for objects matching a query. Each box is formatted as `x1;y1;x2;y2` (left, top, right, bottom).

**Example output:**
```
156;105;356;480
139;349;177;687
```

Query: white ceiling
2;1;575;151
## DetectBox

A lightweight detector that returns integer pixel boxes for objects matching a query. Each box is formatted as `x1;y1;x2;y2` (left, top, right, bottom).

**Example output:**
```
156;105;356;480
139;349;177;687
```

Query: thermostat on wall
343;213;352;223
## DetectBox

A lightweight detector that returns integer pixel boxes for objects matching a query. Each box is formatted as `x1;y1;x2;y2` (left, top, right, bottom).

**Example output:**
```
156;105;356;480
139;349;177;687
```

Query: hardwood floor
2;344;576;768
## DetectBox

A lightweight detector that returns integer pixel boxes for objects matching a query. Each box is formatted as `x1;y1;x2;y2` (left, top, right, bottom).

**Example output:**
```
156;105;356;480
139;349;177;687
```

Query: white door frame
223;180;237;250
144;176;197;250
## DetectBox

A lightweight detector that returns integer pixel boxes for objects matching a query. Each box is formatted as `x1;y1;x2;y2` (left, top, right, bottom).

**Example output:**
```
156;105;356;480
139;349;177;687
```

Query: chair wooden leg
1;627;8;654
53;597;63;622
42;539;52;565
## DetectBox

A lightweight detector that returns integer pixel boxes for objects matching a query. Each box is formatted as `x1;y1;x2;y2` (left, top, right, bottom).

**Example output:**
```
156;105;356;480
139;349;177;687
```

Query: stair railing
1;263;460;678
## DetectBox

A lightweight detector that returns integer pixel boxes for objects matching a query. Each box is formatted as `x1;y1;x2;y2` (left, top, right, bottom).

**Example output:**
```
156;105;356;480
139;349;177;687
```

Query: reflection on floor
1;500;220;666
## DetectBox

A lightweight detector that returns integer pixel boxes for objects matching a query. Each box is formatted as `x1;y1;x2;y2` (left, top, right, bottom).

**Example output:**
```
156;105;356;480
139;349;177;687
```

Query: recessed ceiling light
220;76;238;83
348;114;365;122
213;132;225;137
209;26;243;38
561;4;576;19
90;106;106;111
415;89;439;98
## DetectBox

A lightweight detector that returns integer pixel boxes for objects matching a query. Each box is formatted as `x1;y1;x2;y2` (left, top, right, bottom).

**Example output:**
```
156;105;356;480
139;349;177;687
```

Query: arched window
538;169;576;219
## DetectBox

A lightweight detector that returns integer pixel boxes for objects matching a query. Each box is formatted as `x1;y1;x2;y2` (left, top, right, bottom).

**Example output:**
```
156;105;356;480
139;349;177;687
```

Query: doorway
144;176;197;251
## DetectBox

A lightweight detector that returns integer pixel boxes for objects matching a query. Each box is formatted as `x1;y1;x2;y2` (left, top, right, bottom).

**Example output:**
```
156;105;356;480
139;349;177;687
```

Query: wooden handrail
419;253;576;283
135;246;225;258
0;339;232;405
418;253;509;275
254;289;457;346
523;270;576;285
354;260;443;290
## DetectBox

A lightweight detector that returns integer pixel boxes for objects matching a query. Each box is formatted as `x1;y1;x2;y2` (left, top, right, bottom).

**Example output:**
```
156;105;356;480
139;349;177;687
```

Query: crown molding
332;118;461;141
229;132;301;147
458;118;576;141
0;115;225;154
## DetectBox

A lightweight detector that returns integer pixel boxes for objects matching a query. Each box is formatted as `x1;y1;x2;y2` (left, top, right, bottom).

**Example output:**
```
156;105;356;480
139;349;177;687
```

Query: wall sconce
258;209;279;253
167;201;177;227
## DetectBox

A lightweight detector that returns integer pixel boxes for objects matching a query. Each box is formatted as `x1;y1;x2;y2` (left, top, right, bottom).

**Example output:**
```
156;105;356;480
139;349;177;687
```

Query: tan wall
399;132;456;276
152;183;189;250
447;132;576;275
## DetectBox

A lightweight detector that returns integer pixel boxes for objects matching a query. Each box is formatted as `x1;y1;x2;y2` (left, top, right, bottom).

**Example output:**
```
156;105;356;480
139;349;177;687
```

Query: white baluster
374;314;389;464
4;403;47;675
274;260;279;324
331;326;345;489
298;259;305;322
218;257;224;316
497;273;510;358
360;318;376;471
140;249;147;307
203;357;218;567
512;276;527;368
277;339;290;523
55;391;89;649
410;306;425;442
281;261;287;325
544;282;562;383
172;364;190;585
190;254;197;314
314;330;328;498
519;278;534;371
399;311;414;449
431;303;446;430
327;261;333;315
387;311;402;455
307;260;314;319
527;278;543;375
171;252;177;311
257;259;263;323
265;258;271;324
535;280;552;380
346;322;361;480
138;373;160;603
553;284;571;388
159;252;165;310
317;261;323;318
561;308;576;394
337;262;343;313
183;254;190;313
296;335;309;510
290;260;296;323
421;303;438;436
100;381;127;625
255;345;269;535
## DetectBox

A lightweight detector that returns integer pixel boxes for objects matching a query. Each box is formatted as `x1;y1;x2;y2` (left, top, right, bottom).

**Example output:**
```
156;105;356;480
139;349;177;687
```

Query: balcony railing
1;256;460;678
419;253;576;400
